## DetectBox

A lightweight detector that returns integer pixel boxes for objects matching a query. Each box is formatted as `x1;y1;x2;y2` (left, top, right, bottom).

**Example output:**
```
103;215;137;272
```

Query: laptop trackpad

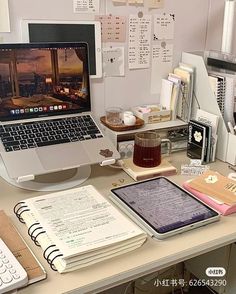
36;142;90;170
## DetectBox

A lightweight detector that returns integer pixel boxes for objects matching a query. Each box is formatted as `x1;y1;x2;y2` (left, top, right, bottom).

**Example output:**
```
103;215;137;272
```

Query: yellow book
188;170;236;205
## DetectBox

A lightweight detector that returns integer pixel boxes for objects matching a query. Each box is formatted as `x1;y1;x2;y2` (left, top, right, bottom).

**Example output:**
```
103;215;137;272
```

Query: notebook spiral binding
14;202;30;223
14;201;63;272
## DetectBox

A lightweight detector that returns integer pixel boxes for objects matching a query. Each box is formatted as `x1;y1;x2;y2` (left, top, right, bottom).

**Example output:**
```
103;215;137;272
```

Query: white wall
0;0;230;118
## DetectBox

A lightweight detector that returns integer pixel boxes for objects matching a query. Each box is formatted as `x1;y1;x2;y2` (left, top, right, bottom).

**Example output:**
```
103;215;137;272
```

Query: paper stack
14;185;147;273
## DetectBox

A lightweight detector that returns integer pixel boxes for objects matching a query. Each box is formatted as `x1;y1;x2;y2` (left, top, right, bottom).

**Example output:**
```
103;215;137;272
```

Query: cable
123;281;134;294
193;90;201;109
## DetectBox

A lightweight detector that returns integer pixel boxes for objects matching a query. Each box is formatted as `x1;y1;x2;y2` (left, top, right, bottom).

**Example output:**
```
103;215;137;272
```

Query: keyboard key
0;267;6;274
19;140;27;144
37;138;70;147
1;272;13;283
12;273;20;280
2;258;9;264
0;133;10;138
2;137;14;143
4;141;19;147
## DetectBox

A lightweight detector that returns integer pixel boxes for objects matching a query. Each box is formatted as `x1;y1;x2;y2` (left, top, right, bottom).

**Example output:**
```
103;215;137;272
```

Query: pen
227;121;235;134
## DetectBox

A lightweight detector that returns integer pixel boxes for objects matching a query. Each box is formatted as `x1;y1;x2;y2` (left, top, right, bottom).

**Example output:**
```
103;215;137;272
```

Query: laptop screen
0;42;91;121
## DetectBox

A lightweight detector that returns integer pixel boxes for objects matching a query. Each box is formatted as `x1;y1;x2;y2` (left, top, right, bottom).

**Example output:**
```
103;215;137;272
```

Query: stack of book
160;62;195;122
208;71;236;126
174;62;195;122
183;170;236;215
14;185;147;273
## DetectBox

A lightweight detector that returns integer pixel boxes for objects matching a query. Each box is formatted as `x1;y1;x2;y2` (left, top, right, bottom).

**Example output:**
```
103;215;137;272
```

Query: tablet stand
0;158;91;192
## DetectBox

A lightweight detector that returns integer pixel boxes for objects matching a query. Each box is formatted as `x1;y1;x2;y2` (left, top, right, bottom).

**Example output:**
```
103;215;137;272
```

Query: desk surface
1;153;236;294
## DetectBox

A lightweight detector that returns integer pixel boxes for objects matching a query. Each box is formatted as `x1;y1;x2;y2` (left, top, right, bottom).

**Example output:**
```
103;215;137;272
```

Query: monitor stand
0;158;91;192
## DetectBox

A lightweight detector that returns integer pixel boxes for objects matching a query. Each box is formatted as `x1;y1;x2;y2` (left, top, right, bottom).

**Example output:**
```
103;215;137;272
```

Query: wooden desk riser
1;152;236;294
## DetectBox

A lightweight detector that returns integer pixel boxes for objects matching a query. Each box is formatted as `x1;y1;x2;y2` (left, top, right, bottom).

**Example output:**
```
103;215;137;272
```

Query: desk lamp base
0;158;91;192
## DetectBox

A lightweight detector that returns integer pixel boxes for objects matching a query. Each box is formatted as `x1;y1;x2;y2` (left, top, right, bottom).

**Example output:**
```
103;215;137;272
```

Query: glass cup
105;107;123;126
133;132;172;168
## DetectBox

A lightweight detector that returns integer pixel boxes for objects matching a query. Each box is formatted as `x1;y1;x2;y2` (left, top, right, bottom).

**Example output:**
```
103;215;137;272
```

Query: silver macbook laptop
0;42;120;182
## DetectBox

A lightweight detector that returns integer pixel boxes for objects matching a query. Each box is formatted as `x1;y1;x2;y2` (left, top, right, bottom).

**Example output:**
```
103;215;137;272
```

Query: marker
227;121;235;134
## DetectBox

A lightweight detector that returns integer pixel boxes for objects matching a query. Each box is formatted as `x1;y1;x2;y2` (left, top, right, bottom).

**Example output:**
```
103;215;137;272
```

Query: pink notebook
183;181;236;216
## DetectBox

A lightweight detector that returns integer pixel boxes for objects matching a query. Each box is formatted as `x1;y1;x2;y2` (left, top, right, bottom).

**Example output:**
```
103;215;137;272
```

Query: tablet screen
111;177;219;234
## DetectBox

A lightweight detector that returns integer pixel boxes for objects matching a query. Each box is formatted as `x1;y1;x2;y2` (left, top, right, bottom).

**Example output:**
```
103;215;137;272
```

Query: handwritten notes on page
128;15;152;69
150;43;173;94
153;13;175;40
103;47;125;76
95;15;126;42
73;0;100;13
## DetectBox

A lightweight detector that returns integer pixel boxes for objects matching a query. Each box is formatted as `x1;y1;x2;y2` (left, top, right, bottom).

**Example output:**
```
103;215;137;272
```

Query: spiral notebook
14;185;147;273
208;73;226;116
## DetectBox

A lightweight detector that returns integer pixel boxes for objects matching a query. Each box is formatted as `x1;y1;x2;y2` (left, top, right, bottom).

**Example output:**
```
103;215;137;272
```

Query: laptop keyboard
0;115;103;152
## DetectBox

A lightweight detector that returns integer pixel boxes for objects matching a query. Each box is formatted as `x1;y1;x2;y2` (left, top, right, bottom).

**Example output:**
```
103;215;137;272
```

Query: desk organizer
132;106;171;124
182;51;236;165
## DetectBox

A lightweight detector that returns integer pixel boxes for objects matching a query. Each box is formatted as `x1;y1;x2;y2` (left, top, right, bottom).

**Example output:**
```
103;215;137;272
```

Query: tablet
110;177;220;239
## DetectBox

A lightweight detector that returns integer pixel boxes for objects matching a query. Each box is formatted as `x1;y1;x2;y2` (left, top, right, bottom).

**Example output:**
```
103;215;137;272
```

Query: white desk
0;152;236;294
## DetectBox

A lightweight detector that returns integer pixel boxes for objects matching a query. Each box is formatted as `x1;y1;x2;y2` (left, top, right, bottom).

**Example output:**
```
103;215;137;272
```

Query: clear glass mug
133;132;172;168
105;107;123;126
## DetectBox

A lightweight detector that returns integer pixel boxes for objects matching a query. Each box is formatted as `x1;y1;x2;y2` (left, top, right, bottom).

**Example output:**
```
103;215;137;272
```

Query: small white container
123;114;136;126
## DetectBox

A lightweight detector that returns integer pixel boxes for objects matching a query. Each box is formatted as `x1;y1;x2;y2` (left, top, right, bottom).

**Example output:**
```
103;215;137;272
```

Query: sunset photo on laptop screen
0;44;91;120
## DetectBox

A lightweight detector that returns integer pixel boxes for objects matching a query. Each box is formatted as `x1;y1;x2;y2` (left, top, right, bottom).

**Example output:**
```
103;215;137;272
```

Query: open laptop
0;42;120;182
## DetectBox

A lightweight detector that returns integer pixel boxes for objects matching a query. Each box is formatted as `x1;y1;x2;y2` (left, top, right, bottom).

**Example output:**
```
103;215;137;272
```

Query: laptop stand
0;158;91;192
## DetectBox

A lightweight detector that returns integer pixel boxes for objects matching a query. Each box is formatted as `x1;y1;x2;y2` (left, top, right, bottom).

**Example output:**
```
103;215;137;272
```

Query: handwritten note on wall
150;43;173;94
153;13;175;40
95;15;126;42
73;0;100;13
0;0;10;32
128;14;152;69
